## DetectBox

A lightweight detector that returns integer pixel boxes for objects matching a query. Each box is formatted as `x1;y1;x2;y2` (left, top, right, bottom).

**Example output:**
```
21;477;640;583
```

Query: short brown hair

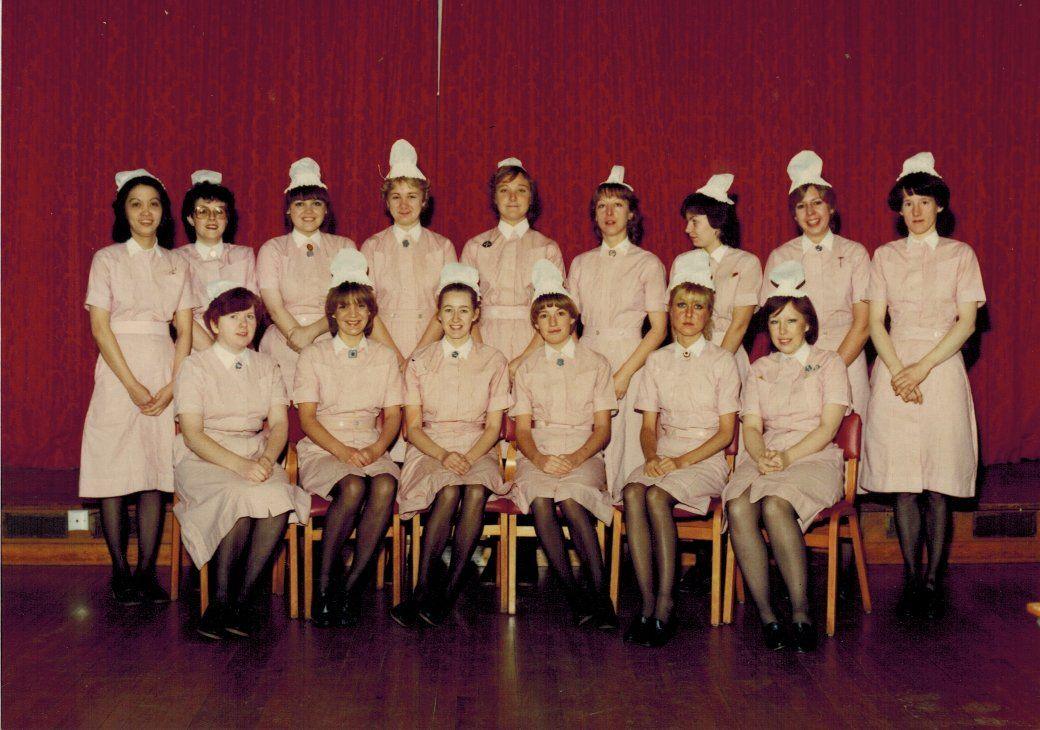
204;287;265;335
668;283;715;342
437;283;479;309
589;184;644;244
530;293;579;329
283;185;336;233
787;184;841;235
325;282;378;337
488;167;541;225
381;176;430;203
761;295;819;347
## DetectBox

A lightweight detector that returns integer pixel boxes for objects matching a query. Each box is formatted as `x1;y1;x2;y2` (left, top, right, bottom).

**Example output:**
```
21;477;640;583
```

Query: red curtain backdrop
3;0;1038;469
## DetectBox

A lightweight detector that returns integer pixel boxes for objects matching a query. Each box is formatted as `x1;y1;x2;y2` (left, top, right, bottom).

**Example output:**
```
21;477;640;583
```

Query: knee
726;497;757;532
622;483;647;506
559;498;589;523
645;486;674;514
463;483;489;506
334;476;365;503
370;475;398;502
437;484;462;505
761;496;794;523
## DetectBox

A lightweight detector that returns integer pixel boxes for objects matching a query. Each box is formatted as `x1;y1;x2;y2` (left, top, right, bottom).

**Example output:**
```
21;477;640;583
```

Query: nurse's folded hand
127;381;153;409
352;445;379;467
542;454;574;477
236;458;270;483
140;384;174;416
441;451;471;476
756;451;784;475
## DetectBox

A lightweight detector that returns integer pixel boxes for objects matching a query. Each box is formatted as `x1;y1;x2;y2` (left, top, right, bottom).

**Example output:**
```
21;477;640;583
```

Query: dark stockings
213;517;251;605
623;484;679;621
99;490;165;579
236;512;289;605
532;498;606;599
443;485;490;601
894;491;951;588
413;485;489;604
532;498;580;596
760;496;809;623
344;475;398;594
317;475;398;596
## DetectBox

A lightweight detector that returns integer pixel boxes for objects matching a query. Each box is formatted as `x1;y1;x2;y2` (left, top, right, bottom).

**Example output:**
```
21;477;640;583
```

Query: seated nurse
723;261;850;653
512;261;619;630
173;282;310;640
295;249;404;627
390;263;514;628
620;251;740;647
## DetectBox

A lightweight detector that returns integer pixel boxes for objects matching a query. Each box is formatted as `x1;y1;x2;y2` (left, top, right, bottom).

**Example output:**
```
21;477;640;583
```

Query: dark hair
283;185;336;233
668;283;715;342
488;166;541;225
437;283;479;309
325;282;378;337
680;192;740;247
181;182;239;243
530;293;579;329
787;184;841;236
887;172;955;237
111;176;175;248
204;287;265;335
589;183;644;244
761;295;819;347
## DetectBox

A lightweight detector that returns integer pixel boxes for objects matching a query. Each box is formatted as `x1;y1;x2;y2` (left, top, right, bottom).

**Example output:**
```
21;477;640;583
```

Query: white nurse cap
436;262;480;298
204;279;239;307
284;157;327;193
787;151;830;193
329;248;374;288
768;260;809;298
600;165;633;191
531;259;579;310
115;169;163;191
386;139;427;181
695;173;735;204
498;157;526;172
191;169;223;186
669;250;715;292
898;151;942;180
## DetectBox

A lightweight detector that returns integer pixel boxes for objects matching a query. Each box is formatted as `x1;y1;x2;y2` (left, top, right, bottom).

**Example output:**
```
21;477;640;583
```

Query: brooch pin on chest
348;349;358;359
402;239;411;248
306;243;315;258
234;361;244;370
451;351;460;359
556;358;565;367
482;240;493;248
608;249;617;257
683;351;691;359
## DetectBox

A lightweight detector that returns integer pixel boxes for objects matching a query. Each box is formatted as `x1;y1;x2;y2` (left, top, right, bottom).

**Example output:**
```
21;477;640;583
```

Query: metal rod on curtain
437;0;443;96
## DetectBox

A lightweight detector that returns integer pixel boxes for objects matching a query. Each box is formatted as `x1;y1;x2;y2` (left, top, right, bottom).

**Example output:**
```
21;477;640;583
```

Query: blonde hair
668;283;715;341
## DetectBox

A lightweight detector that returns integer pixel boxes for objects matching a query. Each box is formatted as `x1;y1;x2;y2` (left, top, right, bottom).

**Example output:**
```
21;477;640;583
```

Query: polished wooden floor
2;563;1038;728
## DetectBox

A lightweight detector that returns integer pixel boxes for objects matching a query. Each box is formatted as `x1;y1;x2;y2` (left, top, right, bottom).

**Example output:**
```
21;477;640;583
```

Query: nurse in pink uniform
461;157;565;369
174;284;310;640
567;166;668;495
390;264;513;628
80;170;194;605
760;152;871;415
176;169;258;351
513;261;619;629
724;261;850;652
361;139;458;365
257;158;356;398
295;250;404;628
862;153;985;620
670;174;761;384
621;252;740;647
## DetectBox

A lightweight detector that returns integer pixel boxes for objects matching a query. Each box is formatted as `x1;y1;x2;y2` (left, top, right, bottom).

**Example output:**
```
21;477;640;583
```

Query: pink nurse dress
79;242;193;498
171;346;310;567
397;340;515;518
294;337;404;496
624;340;741;515
175;242;259;332
861;237;986;497
723;346;850;532
567;242;668;496
460;226;564;360
510;341;619;524
256;232;356;398
760;234;872;415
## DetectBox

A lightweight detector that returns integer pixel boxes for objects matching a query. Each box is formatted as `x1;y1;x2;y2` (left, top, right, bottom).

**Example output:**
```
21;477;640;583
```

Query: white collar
801;230;834;253
498;219;530;240
212;341;250;370
195;240;225;259
908;230;940;250
544;337;577;364
124;238;160;257
600;237;632;257
291;229;321;248
780;341;811;366
672;336;707;360
708;244;729;263
441;337;474;360
392;223;423;245
332;334;367;356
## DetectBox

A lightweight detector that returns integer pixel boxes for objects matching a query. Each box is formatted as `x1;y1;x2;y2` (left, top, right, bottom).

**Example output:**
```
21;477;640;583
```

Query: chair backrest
500;415;516;442
833;412;861;502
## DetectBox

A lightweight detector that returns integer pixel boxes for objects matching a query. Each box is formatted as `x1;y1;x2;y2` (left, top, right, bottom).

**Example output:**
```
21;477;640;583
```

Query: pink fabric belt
534;421;592;433
482;305;529;320
890;324;948;342
111;321;169;335
318;415;375;431
661;425;714;440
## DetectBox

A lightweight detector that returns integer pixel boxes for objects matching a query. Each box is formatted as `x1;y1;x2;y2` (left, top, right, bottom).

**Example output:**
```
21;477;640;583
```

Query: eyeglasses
193;206;228;220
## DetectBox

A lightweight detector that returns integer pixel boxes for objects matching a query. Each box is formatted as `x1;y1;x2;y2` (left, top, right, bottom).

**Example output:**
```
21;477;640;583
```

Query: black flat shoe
567;593;597;627
311;590;336;628
196;604;226;640
647;618;676;648
416;596;448;628
623;615;654;645
111;574;143;605
896;578;921;618
791;622;817;653
134;571;171;604
919;585;946;620
389;599;420;629
592;595;619;631
762;621;788;651
336;591;361;628
223;603;254;638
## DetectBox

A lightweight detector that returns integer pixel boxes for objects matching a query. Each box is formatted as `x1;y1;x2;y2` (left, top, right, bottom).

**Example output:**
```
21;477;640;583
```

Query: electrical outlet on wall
67;510;90;532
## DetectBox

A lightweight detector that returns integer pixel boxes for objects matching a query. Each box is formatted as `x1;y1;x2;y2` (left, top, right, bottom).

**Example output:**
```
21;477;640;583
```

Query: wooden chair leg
826;516;840;637
288;523;298;619
507;514;518;615
303;519;314;620
609;508;623;610
200;564;209;615
411;515;421;589
391;513;402;606
722;538;735;624
597;518;606;556
271;541;286;596
376;544;387;590
710;509;722;627
848;511;872;613
169;505;181;602
498;514;509;613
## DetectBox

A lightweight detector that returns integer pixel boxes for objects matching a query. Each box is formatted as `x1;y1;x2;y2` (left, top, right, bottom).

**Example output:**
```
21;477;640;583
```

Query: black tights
317;474;398;595
623;483;679;622
99;490;165;579
727;494;809;624
414;484;489;603
893;491;951;589
531;498;606;599
211;512;290;606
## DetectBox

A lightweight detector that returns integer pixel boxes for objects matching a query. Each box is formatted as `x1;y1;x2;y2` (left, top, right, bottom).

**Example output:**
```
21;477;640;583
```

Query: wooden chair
722;412;872;636
607;423;740;626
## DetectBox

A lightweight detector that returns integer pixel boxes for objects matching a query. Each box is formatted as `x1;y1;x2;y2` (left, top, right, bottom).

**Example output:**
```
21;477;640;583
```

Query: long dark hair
111;176;175;248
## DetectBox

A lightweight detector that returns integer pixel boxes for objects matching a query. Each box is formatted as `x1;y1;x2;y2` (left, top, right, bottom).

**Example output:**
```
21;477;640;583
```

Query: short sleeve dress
175;242;259;333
